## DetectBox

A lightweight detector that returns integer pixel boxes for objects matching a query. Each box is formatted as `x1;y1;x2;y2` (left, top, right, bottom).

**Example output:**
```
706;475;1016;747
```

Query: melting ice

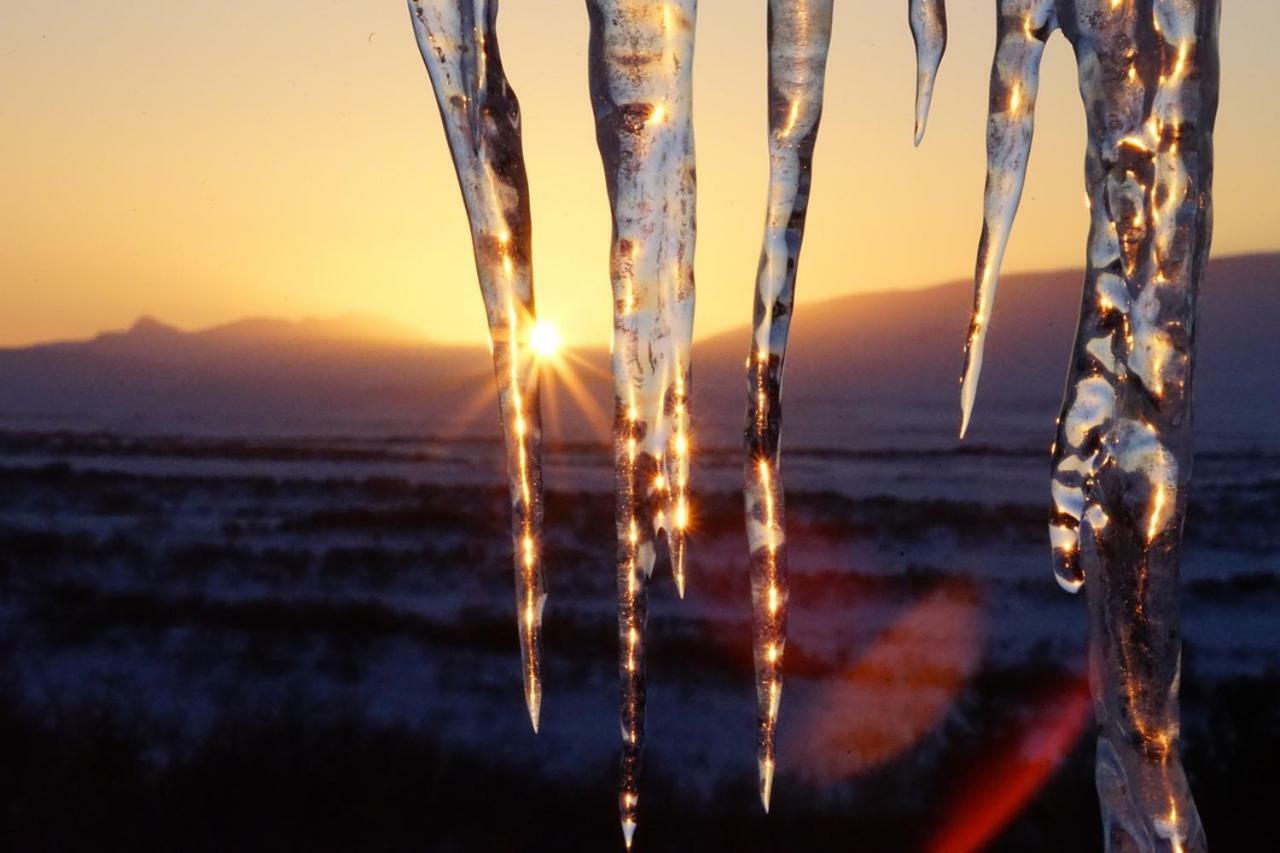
586;0;698;846
917;1;1219;848
743;0;834;815
408;0;548;731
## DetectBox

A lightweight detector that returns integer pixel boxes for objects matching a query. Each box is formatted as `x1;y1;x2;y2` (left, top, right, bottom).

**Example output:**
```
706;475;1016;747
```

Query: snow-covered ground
1;427;1276;849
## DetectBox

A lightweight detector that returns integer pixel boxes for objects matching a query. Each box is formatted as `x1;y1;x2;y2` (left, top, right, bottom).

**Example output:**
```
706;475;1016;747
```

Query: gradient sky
2;1;1277;348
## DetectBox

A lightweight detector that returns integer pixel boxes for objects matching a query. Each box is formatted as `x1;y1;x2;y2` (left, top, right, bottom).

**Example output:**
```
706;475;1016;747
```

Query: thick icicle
585;1;698;846
927;0;1218;847
909;0;948;145
958;0;1057;438
1056;2;1217;848
408;1;547;731
745;0;833;814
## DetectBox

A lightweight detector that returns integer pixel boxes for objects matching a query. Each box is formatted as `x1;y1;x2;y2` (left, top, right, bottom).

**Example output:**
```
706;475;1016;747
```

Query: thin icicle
909;0;947;145
745;0;833;814
585;1;698;846
408;0;547;731
958;0;1057;439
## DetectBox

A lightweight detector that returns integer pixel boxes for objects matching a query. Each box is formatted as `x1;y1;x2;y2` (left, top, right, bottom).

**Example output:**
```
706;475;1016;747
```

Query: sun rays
442;325;612;450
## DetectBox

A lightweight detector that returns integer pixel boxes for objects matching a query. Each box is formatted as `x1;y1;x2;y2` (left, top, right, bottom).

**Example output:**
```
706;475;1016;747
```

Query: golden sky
2;1;1277;348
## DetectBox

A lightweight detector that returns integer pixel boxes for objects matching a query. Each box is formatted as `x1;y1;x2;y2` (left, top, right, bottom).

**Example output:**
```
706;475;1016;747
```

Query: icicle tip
1055;572;1084;595
759;756;775;813
958;383;975;440
912;72;939;146
909;0;947;146
525;688;541;734
958;330;986;440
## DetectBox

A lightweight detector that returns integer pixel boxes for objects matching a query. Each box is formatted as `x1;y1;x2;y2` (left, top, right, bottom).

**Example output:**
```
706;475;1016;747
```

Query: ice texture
926;0;1220;849
585;0;698;846
744;0;833;814
909;0;947;145
408;0;547;731
958;0;1056;439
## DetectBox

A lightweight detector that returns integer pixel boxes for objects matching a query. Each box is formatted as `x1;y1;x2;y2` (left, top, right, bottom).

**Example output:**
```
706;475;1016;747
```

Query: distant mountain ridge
33;313;432;353
1;253;1276;448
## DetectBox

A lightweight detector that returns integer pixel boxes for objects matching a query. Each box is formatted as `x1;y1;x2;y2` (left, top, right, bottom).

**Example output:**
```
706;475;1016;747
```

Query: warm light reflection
1147;482;1169;543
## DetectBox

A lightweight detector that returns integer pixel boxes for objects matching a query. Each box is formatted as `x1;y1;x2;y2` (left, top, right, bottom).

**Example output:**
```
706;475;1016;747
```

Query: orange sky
2;1;1277;348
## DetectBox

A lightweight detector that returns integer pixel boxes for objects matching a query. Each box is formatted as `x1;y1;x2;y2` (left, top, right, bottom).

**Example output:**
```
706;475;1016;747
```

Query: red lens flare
926;672;1092;853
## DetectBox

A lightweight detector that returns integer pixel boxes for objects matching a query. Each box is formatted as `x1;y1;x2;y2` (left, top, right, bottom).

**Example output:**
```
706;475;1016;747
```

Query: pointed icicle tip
957;272;995;442
958;364;978;440
525;691;541;734
909;0;947;146
622;819;637;850
759;758;775;813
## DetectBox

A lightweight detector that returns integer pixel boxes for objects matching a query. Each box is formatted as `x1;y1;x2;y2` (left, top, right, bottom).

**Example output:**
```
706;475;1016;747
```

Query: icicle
408;0;547;732
930;0;1219;847
1059;2;1216;848
958;0;1057;439
585;1;698;846
745;0;833;815
909;0;948;145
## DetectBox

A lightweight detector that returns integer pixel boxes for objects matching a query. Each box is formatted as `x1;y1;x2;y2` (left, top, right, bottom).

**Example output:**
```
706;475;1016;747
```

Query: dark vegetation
0;667;1275;851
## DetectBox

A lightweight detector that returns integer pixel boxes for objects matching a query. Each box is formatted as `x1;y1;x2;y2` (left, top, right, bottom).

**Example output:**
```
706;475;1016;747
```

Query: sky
2;1;1277;348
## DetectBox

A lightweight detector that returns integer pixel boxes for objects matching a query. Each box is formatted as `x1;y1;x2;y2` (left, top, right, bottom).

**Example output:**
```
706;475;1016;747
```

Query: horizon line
3;250;1275;352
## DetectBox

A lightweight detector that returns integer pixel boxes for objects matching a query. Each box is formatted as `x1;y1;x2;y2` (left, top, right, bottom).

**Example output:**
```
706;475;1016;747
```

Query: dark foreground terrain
0;670;1276;852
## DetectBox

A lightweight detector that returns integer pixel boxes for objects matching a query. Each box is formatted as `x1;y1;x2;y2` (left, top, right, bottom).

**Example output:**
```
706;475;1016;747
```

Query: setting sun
529;320;562;360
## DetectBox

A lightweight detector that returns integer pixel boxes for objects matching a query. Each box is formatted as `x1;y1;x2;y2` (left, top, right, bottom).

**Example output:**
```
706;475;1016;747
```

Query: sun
529;320;562;360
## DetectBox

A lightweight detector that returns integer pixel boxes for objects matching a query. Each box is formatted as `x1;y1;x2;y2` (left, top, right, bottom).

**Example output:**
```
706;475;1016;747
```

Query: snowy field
0;426;1276;850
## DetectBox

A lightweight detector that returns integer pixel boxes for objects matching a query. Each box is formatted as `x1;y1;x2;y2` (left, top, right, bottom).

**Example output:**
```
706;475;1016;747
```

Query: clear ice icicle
585;1;698;846
959;0;1057;439
1056;3;1216;848
745;0;833;814
408;0;547;731
909;0;947;145
926;0;1219;848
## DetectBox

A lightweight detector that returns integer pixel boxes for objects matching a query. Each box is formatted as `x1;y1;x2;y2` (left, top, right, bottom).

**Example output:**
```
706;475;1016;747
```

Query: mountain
693;252;1280;449
1;254;1276;448
0;314;493;437
64;313;430;353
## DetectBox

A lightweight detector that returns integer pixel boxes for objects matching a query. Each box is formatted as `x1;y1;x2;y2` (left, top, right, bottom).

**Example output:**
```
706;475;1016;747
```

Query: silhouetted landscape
5;254;1276;446
2;256;1278;850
